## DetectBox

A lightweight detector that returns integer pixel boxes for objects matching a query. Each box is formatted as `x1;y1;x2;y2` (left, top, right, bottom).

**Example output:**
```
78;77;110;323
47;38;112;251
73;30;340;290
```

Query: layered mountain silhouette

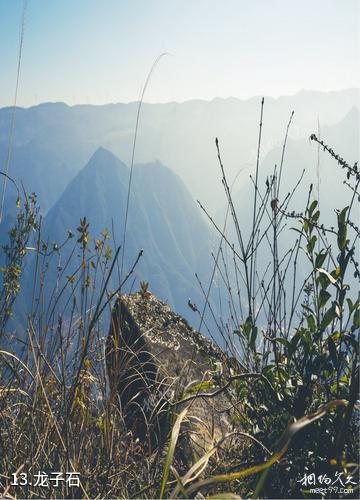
13;147;215;335
0;92;358;348
0;89;358;218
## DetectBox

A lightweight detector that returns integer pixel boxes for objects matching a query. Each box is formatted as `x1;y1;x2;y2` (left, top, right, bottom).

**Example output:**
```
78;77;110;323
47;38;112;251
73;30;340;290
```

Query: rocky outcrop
106;291;239;462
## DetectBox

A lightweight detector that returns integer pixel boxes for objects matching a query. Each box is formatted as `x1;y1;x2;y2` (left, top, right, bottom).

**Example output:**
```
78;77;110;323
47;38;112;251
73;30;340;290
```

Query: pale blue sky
1;0;359;107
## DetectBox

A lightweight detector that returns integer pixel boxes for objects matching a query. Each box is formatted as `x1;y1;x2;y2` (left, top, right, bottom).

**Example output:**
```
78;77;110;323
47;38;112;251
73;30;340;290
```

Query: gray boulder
106;291;239;462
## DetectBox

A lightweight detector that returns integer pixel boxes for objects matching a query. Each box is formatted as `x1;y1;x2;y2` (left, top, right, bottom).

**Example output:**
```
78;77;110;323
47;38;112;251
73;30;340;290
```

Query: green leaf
315;252;327;269
353;309;360;330
273;338;292;350
337;206;349;225
241;316;253;338
337;225;348;251
318;273;330;290
317;268;337;285
328;337;338;366
312;210;320;222
308;200;318;217
250;326;258;351
306;314;316;332
320;306;337;331
307;235;317;254
290;332;301;351
337;207;349;251
346;298;354;313
302;304;316;316
338;249;352;277
319;289;331;308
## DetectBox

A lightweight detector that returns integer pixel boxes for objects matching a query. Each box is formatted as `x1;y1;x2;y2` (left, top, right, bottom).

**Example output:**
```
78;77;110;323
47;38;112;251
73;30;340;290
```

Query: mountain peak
83;147;128;175
91;146;120;162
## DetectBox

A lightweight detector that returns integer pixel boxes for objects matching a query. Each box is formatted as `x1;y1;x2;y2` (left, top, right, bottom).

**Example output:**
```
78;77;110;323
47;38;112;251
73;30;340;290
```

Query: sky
0;0;359;107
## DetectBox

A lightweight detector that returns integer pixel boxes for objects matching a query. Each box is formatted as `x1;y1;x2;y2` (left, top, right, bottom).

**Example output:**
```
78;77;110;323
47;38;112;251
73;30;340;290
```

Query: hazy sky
1;0;359;107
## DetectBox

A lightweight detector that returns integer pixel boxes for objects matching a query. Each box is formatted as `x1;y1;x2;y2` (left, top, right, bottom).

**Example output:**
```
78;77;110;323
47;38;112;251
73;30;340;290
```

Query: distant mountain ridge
0;89;358;218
